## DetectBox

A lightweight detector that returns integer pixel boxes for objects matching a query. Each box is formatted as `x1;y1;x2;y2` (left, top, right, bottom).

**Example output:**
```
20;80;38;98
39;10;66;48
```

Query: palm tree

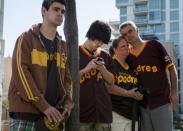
64;0;79;131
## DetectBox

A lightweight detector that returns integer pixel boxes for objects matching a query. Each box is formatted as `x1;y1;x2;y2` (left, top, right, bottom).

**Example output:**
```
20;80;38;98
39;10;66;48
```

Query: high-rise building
0;0;5;129
110;0;183;113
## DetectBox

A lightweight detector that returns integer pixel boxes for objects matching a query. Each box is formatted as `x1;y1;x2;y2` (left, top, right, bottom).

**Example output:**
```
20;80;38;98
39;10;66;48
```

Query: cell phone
96;57;104;62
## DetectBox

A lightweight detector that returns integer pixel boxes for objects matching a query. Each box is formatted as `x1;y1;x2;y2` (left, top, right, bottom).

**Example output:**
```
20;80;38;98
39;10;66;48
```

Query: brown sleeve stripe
16;34;39;102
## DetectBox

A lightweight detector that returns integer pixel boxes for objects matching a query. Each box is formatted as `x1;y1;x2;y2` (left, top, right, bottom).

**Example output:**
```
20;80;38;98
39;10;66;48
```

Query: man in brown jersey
119;21;178;131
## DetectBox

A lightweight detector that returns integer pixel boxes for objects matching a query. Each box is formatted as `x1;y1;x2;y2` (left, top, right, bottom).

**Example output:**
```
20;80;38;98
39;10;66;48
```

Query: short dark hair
109;36;124;56
86;20;111;44
42;0;66;10
119;21;137;34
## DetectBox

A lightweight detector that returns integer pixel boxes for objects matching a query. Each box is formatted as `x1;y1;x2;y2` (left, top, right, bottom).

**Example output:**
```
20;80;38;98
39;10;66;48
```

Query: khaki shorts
80;123;111;131
111;112;138;131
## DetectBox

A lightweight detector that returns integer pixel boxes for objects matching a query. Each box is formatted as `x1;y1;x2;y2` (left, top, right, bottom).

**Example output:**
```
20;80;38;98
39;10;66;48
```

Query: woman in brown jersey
106;36;143;131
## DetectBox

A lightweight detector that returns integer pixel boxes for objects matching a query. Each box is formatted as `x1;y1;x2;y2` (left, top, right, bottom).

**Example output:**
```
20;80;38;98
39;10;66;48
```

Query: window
170;11;179;20
121;0;129;2
138;26;147;30
117;0;129;3
120;16;127;23
162;11;165;21
170;0;179;9
135;4;147;9
161;0;166;9
149;0;161;9
170;33;179;44
120;7;127;15
156;34;165;41
154;24;165;33
149;11;161;21
170;22;179;32
135;15;147;20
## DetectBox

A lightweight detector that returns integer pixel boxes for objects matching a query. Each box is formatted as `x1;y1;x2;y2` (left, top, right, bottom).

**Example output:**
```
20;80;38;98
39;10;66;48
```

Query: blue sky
3;0;119;56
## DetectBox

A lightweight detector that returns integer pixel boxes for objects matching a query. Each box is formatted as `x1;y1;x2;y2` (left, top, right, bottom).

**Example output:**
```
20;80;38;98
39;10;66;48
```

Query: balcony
148;20;162;24
134;0;148;4
139;28;154;35
134;7;148;15
134;18;148;25
112;30;120;37
116;0;133;8
109;20;120;29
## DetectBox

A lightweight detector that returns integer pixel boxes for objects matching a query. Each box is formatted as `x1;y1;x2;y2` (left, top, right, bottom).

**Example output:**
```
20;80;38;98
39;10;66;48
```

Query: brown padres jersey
127;40;173;109
110;56;139;120
79;45;113;123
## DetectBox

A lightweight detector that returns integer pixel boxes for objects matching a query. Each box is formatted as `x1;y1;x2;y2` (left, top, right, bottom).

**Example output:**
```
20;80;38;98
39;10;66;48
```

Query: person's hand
62;107;71;120
170;91;178;111
126;88;143;101
134;91;144;101
93;58;105;71
43;106;64;123
84;59;98;72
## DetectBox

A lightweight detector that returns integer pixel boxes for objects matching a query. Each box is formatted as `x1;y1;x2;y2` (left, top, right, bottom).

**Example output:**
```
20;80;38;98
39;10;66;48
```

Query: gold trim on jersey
80;45;101;58
112;55;129;70
129;41;147;57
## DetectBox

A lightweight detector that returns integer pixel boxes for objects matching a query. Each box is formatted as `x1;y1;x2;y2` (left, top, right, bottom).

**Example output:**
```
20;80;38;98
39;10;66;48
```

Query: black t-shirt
40;32;60;106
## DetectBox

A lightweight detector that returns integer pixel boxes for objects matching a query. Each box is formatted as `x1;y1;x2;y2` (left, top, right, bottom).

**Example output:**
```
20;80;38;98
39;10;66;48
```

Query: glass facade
149;0;161;9
170;33;179;44
120;16;127;23
170;22;179;32
156;34;165;41
121;0;129;2
116;0;129;4
149;11;161;21
135;4;147;10
154;24;165;33
120;7;127;15
170;0;179;9
161;0;166;9
161;11;165;20
170;11;179;20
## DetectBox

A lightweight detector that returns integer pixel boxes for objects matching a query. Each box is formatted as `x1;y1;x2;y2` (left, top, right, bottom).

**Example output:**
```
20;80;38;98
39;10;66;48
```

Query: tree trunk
64;0;79;131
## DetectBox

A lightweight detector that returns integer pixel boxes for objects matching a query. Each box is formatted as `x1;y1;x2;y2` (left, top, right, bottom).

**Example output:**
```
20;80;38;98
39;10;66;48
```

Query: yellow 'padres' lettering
80;69;97;84
117;75;138;85
136;65;158;73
